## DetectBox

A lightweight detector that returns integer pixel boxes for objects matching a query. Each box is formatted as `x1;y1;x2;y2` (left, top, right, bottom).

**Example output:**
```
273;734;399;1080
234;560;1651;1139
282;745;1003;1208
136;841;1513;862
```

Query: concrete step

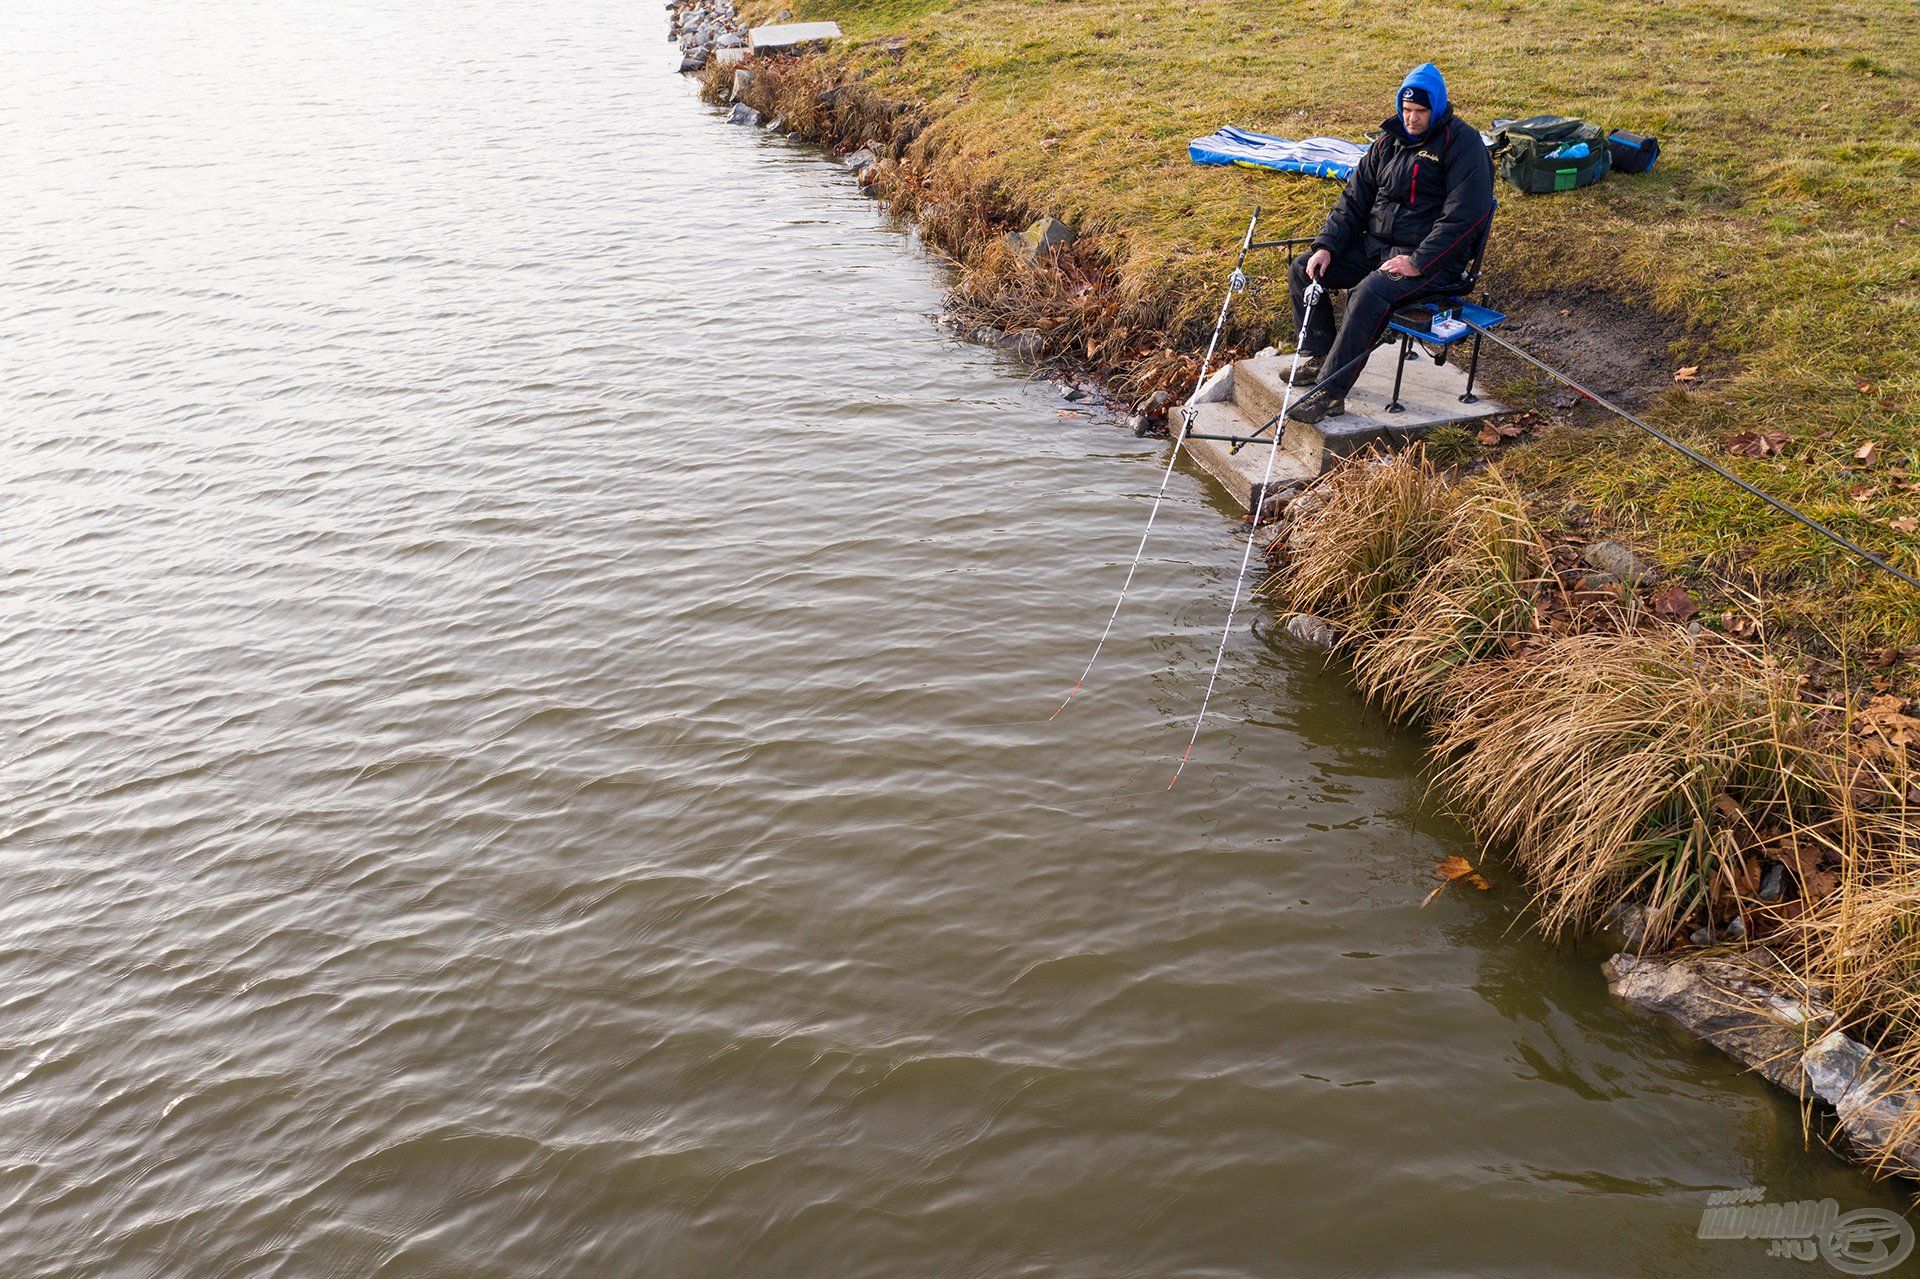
1231;347;1511;473
1230;353;1315;438
1182;401;1318;513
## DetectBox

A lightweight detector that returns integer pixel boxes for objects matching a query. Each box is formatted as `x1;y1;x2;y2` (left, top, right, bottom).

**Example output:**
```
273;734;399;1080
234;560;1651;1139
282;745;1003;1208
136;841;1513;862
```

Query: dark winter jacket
1312;64;1495;286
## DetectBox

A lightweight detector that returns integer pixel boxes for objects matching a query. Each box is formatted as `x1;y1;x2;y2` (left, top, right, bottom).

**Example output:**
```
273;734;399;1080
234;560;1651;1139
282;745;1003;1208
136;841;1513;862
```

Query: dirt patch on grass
1495;287;1701;414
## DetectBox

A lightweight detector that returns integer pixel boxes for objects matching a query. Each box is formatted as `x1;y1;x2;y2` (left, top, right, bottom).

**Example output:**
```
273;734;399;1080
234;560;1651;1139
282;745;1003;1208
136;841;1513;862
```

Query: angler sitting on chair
1285;62;1494;425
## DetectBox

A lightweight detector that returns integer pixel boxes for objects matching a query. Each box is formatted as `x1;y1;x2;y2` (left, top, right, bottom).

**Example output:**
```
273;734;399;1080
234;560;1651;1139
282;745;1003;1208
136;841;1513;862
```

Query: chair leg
1459;332;1483;404
1387;333;1411;413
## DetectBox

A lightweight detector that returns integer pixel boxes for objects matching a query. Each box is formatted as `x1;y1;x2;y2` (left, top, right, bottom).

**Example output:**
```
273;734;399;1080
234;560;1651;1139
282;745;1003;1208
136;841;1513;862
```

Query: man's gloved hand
1380;254;1422;278
1305;248;1333;281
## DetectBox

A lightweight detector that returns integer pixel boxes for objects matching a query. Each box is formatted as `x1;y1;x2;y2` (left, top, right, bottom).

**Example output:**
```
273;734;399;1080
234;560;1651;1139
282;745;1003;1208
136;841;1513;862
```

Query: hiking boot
1286;394;1346;426
1291;353;1325;383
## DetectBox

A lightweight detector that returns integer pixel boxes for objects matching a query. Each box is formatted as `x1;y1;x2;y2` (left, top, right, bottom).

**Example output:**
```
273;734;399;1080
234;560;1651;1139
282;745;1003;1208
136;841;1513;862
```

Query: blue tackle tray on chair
1383;300;1506;411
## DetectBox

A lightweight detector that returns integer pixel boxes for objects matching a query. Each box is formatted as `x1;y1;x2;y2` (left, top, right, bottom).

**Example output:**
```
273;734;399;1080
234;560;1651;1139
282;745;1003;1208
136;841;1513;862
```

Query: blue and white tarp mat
1188;128;1365;180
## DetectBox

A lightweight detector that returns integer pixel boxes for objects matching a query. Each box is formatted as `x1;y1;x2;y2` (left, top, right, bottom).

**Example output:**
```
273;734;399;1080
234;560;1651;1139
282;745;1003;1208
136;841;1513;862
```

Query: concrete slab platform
1183;402;1318;512
748;21;843;53
1235;348;1508;472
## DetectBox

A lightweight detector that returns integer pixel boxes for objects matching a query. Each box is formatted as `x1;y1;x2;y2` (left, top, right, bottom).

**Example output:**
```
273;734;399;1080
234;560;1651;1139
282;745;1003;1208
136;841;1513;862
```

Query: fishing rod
1462;321;1920;593
1169;281;1325;788
1050;206;1265;720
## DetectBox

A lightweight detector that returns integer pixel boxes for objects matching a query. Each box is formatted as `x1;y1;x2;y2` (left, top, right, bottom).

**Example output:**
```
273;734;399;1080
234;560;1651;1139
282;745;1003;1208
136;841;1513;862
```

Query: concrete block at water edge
1232;348;1507;474
749;21;843;53
716;48;751;71
1182;401;1317;513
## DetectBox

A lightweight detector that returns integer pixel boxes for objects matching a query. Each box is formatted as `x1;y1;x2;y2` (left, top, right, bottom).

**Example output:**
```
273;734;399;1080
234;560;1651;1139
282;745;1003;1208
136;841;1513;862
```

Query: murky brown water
0;2;1907;1275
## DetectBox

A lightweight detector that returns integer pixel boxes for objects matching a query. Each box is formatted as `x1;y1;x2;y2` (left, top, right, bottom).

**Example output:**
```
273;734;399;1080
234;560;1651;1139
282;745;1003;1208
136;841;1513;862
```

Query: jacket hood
1392;63;1450;140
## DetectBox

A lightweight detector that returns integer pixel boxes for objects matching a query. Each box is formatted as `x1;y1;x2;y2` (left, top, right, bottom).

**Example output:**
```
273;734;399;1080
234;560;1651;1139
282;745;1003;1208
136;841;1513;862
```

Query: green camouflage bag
1494;115;1611;194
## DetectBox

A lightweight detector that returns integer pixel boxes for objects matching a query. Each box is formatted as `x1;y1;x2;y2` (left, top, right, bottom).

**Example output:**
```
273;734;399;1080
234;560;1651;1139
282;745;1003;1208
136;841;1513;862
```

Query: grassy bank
733;0;1919;675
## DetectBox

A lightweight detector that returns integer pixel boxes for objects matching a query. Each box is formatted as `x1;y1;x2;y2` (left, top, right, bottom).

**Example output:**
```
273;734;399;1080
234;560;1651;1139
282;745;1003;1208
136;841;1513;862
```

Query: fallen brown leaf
1652;584;1700;622
1476;425;1503;447
1857;693;1920;749
1850;485;1880;504
1423;856;1492;904
1725;430;1791;458
1855;440;1880;465
1673;366;1700;383
1770;834;1824;881
1891;516;1919;534
1802;868;1840;900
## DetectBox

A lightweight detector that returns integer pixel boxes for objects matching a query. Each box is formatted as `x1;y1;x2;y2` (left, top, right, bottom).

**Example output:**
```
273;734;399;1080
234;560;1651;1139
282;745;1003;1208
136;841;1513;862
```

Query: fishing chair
1379;206;1503;413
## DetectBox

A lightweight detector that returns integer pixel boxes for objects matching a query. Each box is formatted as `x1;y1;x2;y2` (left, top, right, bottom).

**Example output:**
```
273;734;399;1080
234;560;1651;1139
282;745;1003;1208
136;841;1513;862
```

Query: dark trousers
1288;246;1435;397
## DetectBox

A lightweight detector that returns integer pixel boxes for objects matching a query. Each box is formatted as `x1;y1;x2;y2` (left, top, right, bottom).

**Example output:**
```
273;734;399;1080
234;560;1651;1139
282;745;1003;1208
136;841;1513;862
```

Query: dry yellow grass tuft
1434;629;1813;943
1353;480;1552;719
1280;453;1453;639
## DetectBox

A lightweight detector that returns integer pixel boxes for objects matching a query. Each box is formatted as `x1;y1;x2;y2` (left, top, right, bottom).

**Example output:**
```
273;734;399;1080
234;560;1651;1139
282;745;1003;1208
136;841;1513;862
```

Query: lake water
0;1;1903;1274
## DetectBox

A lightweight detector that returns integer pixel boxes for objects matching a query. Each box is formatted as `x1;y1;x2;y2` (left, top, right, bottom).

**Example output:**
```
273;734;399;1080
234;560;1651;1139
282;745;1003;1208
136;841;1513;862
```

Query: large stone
1005;216;1077;259
1583;539;1661;585
966;327;1043;361
1281;613;1340;649
1802;1031;1920;1171
728;102;766;127
1605;953;1832;1092
748;21;843;53
678;52;708;73
1608;953;1920;1174
730;67;752;100
842;147;877;173
999;331;1044;361
715;47;750;70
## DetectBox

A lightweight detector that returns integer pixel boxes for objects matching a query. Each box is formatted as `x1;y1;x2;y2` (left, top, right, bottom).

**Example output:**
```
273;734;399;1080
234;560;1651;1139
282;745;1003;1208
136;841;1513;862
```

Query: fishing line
1050;207;1265;721
1464;322;1920;593
1169;282;1325;789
